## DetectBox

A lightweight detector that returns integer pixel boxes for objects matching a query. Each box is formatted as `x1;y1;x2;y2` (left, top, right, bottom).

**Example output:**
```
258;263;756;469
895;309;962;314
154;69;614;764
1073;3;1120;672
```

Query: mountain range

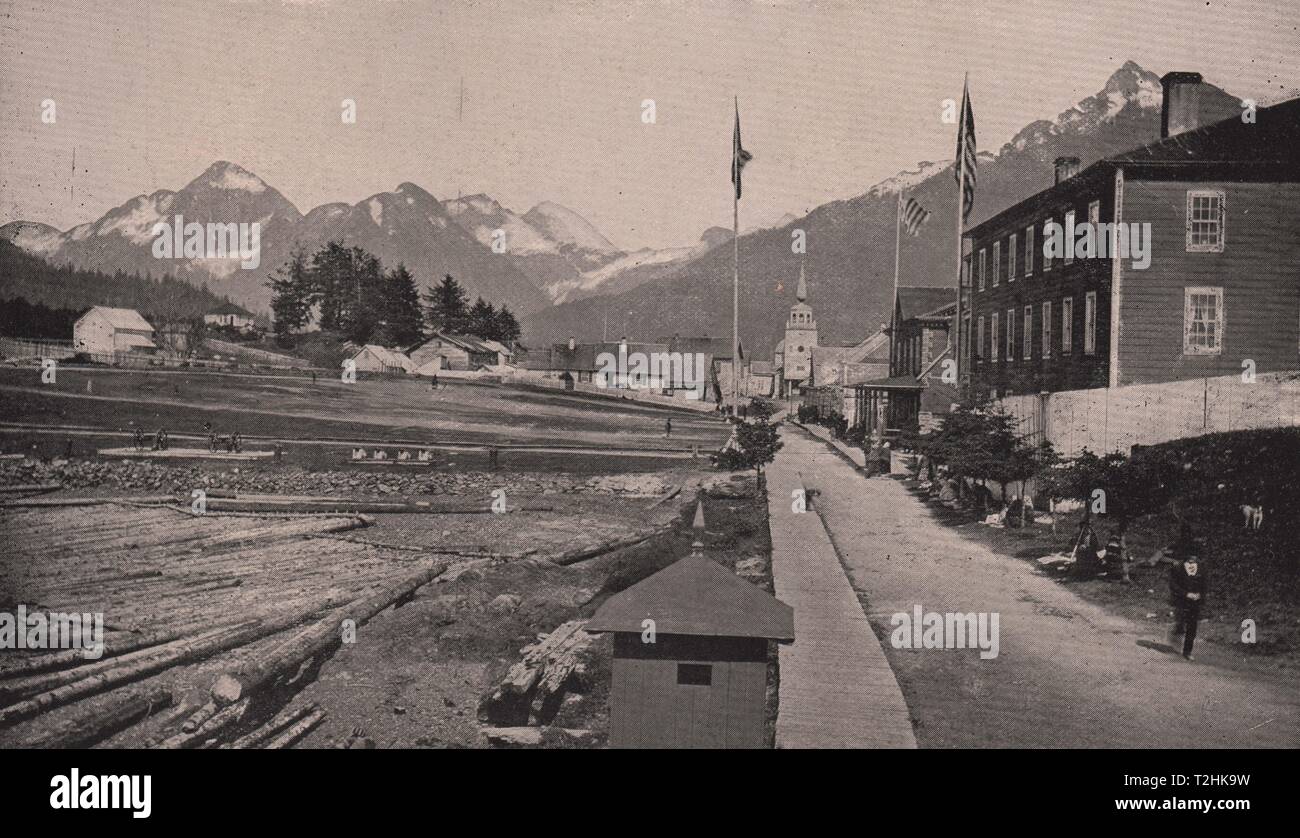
1;62;1237;359
520;62;1240;357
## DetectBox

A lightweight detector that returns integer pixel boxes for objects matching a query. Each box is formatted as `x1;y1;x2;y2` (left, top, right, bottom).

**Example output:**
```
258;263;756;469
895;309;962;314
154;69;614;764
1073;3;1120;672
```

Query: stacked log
478;620;594;727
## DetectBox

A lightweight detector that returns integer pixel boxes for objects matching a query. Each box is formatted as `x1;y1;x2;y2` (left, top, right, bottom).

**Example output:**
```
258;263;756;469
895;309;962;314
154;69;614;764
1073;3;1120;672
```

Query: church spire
795;259;808;303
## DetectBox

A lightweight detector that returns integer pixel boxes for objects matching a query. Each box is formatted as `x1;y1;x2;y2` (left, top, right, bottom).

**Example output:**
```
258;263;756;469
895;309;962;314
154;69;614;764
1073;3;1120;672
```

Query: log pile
0;503;444;748
477;620;595;728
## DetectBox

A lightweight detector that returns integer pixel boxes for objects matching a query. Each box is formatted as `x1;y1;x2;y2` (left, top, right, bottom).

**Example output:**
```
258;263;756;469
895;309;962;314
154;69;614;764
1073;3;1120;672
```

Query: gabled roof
967;95;1300;239
535;341;670;372
586;556;794;641
351;344;412;367
409;332;498;355
78;306;153;332
896;287;957;323
207;302;253;317
656;335;735;359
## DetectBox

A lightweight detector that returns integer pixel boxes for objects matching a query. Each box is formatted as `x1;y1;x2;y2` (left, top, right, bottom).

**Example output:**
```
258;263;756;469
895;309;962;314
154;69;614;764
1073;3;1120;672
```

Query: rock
487;594;521;614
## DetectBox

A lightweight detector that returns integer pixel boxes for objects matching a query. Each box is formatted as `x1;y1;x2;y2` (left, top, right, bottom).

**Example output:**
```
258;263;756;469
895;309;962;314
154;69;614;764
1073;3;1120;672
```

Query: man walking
1169;546;1208;660
665;418;672;439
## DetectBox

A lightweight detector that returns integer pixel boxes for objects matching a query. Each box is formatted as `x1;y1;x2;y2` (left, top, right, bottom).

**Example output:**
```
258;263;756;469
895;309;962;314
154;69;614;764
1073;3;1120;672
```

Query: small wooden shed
586;556;794;749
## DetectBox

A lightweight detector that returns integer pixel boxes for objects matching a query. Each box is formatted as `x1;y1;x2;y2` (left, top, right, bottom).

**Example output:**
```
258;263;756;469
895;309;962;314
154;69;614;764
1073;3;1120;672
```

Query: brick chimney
1161;71;1210;139
1054;156;1081;184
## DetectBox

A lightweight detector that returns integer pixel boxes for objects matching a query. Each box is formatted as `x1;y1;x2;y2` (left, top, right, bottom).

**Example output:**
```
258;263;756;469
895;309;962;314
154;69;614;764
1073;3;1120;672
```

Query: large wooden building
961;73;1300;397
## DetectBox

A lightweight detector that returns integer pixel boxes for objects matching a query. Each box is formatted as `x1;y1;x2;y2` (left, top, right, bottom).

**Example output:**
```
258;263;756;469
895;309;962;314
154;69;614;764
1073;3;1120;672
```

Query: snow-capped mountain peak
522;201;621;256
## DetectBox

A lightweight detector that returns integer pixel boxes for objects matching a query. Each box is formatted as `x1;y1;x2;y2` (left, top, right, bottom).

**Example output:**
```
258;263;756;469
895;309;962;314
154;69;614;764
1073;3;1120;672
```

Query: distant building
406;332;502;372
72;306;156;357
961;75;1300;397
853;286;959;436
805;329;891;423
774;262;818;398
349;344;414;374
203;302;257;332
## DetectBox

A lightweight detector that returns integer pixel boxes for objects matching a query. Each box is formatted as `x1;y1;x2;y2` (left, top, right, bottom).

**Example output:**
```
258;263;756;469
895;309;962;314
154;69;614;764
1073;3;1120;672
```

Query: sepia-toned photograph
0;0;1296;799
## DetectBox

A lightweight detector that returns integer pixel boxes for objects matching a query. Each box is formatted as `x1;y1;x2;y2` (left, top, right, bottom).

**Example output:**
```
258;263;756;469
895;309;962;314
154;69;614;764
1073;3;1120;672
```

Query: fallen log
479;620;592;726
209;563;445;707
549;525;672;566
155;698;250;749
26;686;173;749
0;483;60;495
0;593;349;727
0;622;257;704
226;702;320;749
262;706;327;749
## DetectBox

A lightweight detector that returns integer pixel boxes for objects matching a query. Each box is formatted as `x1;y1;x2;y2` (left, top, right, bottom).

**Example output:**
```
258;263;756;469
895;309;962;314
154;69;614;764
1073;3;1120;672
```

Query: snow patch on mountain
867;160;947;198
523;201;620;255
205;162;268;193
96;193;173;244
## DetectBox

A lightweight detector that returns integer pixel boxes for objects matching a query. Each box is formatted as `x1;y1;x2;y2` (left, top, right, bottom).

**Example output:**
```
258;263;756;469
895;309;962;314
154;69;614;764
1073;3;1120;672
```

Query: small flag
732;98;753;200
901;197;932;237
953;77;977;222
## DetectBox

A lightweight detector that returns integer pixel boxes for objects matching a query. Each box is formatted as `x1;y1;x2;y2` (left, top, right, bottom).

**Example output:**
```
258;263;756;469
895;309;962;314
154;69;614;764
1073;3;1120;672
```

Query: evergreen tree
376;263;424;347
467;297;497;339
491;305;521;345
423;274;469;334
269;248;313;342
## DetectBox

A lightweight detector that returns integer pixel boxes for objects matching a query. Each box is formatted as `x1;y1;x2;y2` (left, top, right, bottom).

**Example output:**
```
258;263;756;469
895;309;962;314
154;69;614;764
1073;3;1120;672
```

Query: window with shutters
1061;297;1073;354
1084;291;1097;355
1042;301;1052;358
1024;225;1035;276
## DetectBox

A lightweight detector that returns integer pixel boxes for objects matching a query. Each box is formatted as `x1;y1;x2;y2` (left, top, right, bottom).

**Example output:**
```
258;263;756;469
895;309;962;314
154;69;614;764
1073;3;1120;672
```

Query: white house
349;344;415;374
72;306;157;357
203;302;257;332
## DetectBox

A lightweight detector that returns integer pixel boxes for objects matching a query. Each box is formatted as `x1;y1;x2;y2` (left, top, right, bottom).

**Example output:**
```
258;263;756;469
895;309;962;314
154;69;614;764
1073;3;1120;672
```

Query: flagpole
953;73;968;389
732;98;741;420
893;191;903;316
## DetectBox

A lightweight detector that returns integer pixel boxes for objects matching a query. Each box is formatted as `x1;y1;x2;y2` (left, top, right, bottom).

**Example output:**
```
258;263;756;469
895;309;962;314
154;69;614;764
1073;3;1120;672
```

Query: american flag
732;98;753;200
901;196;931;236
953;78;977;222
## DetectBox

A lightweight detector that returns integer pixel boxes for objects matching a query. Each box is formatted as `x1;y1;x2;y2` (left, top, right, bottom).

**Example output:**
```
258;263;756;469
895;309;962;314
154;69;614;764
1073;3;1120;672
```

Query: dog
1240;504;1265;530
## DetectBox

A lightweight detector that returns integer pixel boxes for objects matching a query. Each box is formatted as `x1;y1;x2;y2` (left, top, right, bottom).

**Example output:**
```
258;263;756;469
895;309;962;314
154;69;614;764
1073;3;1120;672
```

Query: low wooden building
72;306;157;358
586;556;794;749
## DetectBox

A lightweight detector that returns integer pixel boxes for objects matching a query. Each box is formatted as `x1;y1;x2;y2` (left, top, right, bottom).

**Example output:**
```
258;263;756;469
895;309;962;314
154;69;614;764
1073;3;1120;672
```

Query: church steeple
795;260;808;303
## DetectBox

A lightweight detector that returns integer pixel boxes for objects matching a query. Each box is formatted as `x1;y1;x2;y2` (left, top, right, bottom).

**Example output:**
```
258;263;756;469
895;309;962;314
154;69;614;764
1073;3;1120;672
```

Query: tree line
268;242;520;348
0;239;228;338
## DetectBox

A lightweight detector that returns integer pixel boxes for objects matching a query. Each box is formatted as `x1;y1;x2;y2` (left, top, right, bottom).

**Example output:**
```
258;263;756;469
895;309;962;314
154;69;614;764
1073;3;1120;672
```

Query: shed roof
586;556;794;641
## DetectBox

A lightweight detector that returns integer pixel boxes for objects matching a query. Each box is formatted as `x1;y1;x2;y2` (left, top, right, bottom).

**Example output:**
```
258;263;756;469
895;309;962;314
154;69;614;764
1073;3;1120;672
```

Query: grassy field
0;366;730;474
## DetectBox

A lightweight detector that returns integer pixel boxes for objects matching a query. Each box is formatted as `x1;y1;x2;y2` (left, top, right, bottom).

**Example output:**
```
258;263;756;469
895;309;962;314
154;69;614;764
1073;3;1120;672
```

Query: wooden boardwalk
766;428;917;748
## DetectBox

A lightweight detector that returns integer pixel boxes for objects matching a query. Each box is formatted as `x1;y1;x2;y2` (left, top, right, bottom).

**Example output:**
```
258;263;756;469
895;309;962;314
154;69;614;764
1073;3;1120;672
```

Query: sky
1;0;1297;251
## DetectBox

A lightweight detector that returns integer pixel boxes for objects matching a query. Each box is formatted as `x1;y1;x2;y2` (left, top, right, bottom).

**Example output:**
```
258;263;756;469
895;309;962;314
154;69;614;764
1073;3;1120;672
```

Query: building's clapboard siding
1118;180;1300;385
966;175;1115;396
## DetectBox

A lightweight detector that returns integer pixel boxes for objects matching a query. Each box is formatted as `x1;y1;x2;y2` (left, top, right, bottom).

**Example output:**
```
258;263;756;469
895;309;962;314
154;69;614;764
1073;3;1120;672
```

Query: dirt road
786;428;1300;748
